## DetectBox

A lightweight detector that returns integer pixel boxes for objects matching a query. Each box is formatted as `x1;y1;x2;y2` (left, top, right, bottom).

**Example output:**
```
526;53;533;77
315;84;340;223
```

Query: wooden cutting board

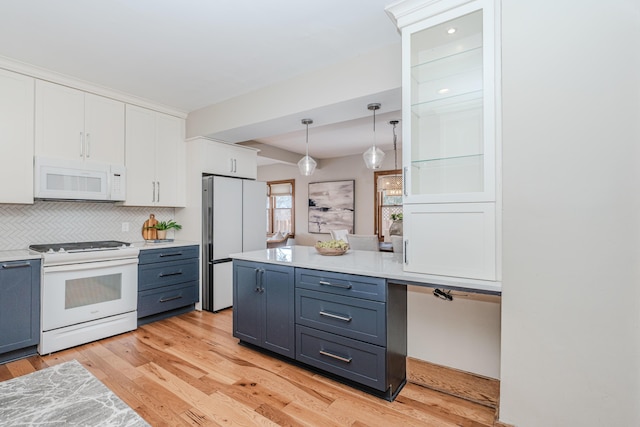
142;214;158;240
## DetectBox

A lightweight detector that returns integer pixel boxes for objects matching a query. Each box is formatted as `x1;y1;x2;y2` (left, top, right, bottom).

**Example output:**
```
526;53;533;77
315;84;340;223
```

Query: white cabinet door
155;112;185;207
398;1;497;204
0;69;34;204
35;80;125;164
123;105;185;207
204;139;257;179
84;93;124;164
204;142;234;175
232;145;258;179
403;203;496;281
124;105;156;205
35;80;85;160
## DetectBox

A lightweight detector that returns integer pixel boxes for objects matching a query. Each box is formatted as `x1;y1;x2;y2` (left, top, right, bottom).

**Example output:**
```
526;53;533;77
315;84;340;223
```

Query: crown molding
0;55;188;119
385;0;478;29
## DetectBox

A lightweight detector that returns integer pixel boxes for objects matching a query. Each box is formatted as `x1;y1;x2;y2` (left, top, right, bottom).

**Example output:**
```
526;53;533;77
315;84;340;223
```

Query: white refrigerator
202;175;266;311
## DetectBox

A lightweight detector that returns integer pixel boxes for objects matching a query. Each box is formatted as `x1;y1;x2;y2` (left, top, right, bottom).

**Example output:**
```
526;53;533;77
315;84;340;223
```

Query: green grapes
316;239;348;250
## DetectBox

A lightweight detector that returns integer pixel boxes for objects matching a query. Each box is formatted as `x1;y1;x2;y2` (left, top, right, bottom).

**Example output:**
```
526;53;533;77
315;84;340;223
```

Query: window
374;170;402;241
266;179;295;237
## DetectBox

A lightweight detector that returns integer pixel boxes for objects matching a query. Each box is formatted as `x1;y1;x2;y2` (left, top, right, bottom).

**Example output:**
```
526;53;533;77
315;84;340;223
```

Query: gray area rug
0;359;149;426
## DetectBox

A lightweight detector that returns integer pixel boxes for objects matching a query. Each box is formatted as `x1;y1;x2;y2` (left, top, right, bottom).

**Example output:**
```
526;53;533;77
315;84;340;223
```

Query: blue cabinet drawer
138;245;199;265
138;281;198;318
295;268;386;302
296;289;386;346
296;325;386;391
139;258;198;291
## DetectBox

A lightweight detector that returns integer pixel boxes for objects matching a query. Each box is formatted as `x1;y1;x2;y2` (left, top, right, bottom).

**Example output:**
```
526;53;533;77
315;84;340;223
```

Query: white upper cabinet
0;69;35;204
202;138;258;180
35;80;125;164
123;105;186;207
387;0;501;283
390;0;498;204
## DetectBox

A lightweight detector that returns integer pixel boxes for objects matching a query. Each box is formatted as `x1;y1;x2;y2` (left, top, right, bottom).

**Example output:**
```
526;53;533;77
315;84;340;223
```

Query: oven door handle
43;257;138;273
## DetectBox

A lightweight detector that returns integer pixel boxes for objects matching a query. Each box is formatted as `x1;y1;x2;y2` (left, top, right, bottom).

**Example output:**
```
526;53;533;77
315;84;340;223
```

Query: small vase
389;220;403;236
156;229;167;240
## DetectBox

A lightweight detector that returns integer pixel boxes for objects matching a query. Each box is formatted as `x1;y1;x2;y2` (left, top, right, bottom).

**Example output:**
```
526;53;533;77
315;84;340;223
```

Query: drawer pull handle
159;252;183;258
319;311;352;322
159;271;183;277
159;295;183;303
319;350;352;363
2;262;31;269
318;280;352;289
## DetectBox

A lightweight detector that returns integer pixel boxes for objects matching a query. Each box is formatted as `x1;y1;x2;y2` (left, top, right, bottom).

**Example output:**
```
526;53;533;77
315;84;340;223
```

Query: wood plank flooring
0;309;500;426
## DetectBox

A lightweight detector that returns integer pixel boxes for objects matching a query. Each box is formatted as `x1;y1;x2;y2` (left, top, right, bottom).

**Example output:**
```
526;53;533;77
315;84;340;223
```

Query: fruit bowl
315;246;348;256
315;240;348;256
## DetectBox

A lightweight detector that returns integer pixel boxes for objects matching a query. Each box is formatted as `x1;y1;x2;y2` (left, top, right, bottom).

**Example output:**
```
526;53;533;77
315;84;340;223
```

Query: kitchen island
231;245;502;401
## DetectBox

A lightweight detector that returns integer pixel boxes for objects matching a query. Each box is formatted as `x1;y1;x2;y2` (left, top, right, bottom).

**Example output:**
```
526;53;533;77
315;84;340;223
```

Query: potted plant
389;213;403;236
146;219;182;240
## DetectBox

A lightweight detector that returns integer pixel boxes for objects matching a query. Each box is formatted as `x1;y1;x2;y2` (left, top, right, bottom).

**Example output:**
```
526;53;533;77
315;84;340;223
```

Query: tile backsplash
0;201;177;250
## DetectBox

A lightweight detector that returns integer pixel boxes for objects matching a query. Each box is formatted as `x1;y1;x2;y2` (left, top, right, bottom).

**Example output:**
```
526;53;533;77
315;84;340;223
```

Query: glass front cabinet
386;0;501;282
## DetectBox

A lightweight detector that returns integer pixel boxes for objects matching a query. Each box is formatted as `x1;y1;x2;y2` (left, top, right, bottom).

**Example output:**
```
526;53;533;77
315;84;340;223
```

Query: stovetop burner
29;240;132;253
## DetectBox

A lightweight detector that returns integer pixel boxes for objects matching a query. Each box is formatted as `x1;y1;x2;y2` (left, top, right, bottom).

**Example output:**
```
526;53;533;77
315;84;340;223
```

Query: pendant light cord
305;121;309;156
372;107;377;148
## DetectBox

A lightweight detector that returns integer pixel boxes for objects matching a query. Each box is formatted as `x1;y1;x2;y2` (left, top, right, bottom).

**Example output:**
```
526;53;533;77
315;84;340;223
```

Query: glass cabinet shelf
411;90;482;117
410;153;484;194
411;46;482;84
412;153;483;167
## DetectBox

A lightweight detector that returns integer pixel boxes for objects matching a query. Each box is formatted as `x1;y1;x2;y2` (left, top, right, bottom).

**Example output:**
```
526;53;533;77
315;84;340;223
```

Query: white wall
408;286;501;378
257;152;395;246
258;152;502;378
500;1;640;426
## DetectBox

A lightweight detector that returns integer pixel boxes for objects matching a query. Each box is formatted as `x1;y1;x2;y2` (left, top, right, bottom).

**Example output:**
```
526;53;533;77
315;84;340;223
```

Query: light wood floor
0;310;499;426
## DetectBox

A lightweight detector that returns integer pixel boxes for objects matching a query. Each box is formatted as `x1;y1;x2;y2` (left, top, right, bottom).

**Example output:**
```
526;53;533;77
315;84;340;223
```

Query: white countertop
0;250;43;263
133;240;199;250
0;241;199;263
231;246;501;295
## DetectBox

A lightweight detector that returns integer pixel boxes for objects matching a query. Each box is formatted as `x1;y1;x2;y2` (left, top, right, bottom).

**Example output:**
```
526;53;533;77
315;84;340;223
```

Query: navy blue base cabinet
0;259;41;364
138;245;199;326
233;260;295;359
233;261;407;401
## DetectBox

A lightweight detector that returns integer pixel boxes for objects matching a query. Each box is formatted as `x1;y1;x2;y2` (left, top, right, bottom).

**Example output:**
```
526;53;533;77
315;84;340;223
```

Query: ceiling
0;0;403;163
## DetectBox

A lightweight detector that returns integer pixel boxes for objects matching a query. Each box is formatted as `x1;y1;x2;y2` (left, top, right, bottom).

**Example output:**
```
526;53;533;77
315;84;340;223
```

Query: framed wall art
308;180;355;234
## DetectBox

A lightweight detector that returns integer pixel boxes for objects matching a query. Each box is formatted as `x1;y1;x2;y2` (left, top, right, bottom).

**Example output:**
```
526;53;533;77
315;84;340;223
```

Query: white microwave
34;156;126;201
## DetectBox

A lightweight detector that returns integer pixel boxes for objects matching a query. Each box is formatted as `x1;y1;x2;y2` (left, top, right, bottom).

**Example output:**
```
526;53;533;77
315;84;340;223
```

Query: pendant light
379;120;403;196
363;103;386;169
298;118;317;176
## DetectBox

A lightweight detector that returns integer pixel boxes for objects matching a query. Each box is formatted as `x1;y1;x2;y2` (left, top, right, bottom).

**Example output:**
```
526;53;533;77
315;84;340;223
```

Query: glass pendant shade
298;155;317;176
363;146;385;169
364;103;385;169
298;118;316;176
